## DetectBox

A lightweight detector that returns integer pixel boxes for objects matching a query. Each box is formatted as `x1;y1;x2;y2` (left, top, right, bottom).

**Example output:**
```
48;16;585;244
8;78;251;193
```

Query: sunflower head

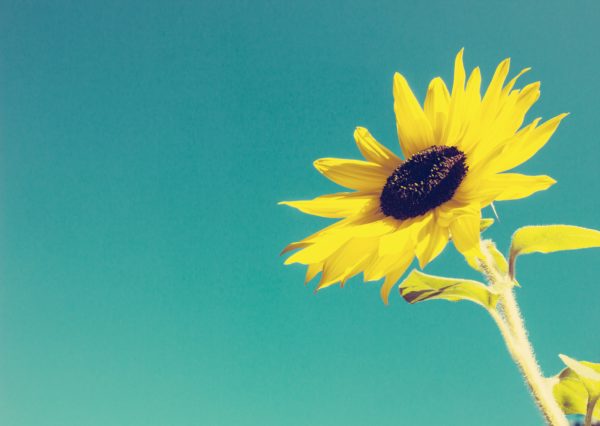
281;50;566;304
380;145;468;220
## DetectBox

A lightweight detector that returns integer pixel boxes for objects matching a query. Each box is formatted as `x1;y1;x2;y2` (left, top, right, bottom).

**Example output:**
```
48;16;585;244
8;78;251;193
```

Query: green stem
481;243;568;426
585;396;598;426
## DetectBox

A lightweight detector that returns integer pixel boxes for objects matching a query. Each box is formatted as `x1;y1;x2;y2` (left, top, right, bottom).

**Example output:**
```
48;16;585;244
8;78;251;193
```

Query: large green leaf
552;355;600;418
399;270;498;309
509;225;600;277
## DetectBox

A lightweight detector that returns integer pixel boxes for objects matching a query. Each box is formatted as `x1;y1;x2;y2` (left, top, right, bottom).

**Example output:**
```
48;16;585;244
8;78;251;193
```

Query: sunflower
281;50;566;304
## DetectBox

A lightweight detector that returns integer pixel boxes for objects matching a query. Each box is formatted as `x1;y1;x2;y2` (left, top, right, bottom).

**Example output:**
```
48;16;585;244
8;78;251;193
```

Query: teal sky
1;1;599;425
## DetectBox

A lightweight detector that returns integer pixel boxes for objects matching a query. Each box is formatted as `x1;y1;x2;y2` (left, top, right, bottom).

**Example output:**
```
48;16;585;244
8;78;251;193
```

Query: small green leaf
559;354;600;398
552;355;600;418
483;240;509;275
480;218;494;233
509;225;600;277
399;270;499;309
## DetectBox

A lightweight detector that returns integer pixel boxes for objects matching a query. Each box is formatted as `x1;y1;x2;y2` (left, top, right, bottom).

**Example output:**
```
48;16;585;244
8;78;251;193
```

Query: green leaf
483;239;509;275
509;225;600;277
552;375;597;416
399;270;499;309
559;354;600;398
552;355;600;417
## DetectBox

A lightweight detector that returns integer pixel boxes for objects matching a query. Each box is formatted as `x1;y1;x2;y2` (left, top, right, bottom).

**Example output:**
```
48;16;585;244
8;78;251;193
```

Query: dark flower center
380;145;468;220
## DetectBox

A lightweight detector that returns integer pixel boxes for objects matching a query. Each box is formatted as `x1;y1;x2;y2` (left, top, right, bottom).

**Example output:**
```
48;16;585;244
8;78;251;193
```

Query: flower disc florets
380;145;468;220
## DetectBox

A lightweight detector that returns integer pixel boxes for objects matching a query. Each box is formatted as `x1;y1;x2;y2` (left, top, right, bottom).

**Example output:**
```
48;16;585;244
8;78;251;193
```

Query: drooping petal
279;192;376;218
378;217;427;256
284;231;353;265
317;238;378;289
450;210;483;266
354;127;401;170
415;214;450;268
393;73;435;158
380;255;413;305
436;199;477;227
313;158;389;191
305;263;322;283
280;213;367;255
285;217;399;266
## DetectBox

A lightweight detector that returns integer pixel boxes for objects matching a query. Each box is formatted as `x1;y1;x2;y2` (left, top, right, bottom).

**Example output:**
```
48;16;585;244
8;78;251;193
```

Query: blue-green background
1;1;599;425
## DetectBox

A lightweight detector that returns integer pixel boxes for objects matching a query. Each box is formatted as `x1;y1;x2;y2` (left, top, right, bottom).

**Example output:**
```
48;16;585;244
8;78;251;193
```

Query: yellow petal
465;66;482;105
317;238;378;289
313;158;389;191
364;252;409;282
415;216;449;268
292;216;399;262
501;67;531;96
451;48;466;98
380;256;413;305
493;113;568;172
514;82;541;118
354;127;401;170
480;83;541;154
440;49;467;148
423;77;451;142
281;241;310;255
437;199;479;225
450;211;483;265
468;83;538;167
393;73;435;158
489;173;556;201
284;232;351;265
305;263;322;283
279;192;376;218
478;118;542;173
364;222;418;283
379;217;427;256
482;58;511;108
365;223;415;281
281;215;363;255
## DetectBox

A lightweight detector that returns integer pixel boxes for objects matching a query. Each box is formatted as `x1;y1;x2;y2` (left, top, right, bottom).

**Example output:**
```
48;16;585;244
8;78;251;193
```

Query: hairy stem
499;288;568;426
481;243;568;426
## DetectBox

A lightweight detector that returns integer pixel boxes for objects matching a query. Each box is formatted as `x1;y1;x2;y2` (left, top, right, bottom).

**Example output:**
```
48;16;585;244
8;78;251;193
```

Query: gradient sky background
1;1;599;425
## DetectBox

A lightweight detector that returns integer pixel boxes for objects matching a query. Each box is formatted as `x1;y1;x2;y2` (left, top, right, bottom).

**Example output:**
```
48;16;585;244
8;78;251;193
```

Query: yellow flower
281;50;566;304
